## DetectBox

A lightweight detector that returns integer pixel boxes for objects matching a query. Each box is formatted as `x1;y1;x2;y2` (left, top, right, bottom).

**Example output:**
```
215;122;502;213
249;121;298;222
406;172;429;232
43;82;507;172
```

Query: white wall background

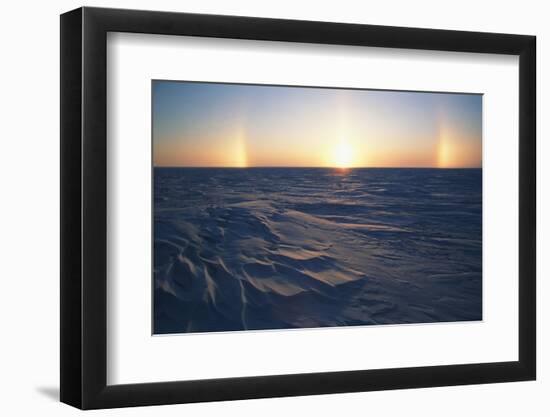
0;0;545;415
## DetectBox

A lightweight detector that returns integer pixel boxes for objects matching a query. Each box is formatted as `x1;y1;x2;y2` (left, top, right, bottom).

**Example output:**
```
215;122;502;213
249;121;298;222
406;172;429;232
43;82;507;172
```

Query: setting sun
332;142;354;168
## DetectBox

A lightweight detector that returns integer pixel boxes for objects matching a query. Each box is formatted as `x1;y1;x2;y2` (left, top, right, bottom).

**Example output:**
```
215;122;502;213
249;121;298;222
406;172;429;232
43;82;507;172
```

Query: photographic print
152;81;482;335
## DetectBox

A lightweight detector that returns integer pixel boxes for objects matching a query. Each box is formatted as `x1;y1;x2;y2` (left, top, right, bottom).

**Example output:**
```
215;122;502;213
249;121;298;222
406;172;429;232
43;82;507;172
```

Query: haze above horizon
153;81;482;169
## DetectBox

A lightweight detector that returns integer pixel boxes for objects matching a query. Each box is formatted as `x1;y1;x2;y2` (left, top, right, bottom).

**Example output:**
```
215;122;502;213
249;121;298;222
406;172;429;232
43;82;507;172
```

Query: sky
152;81;482;168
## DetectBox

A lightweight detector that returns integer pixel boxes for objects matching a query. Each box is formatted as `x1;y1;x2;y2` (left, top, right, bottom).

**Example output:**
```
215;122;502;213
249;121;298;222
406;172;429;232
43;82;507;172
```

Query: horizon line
153;166;482;169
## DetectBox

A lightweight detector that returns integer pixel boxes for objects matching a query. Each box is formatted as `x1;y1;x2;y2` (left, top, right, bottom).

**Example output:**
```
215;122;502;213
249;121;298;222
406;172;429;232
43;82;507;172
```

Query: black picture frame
60;6;536;410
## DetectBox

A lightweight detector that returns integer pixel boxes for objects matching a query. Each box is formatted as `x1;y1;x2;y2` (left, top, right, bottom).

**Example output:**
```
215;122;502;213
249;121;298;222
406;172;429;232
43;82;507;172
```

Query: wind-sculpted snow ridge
153;167;482;334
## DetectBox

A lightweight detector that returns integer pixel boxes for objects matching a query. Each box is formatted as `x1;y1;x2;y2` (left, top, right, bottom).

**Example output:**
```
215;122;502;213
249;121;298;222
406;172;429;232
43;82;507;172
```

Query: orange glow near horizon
153;82;482;168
